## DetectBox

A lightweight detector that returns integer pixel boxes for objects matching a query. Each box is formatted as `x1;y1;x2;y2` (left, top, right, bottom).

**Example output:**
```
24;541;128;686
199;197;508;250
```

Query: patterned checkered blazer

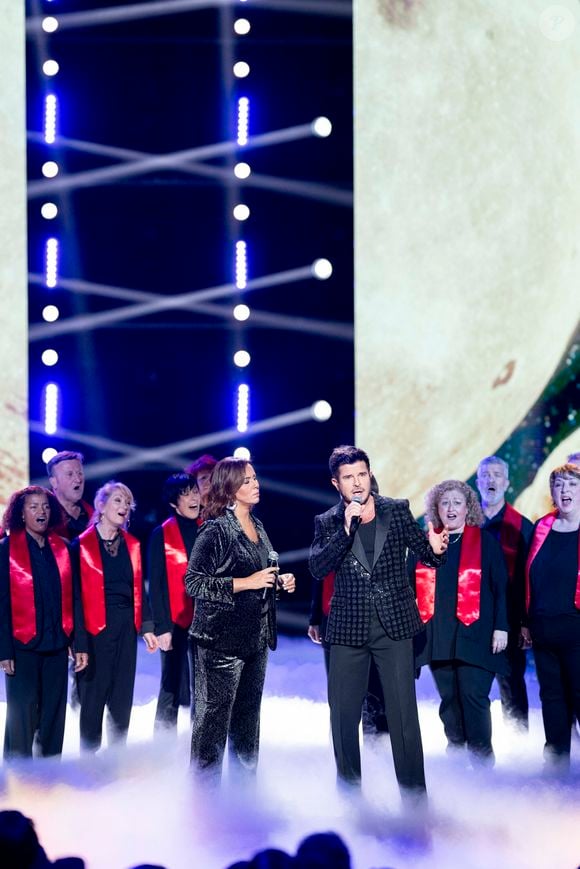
309;495;445;646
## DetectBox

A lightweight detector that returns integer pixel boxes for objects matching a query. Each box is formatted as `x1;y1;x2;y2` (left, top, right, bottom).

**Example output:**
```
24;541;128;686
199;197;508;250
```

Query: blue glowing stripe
237;96;249;146
44;383;59;435
45;237;58;287
237;383;250;433
44;94;57;144
235;239;247;289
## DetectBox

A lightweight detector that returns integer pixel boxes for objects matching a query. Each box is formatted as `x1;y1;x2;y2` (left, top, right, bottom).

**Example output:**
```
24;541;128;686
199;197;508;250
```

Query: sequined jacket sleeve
309;503;353;581
184;520;236;606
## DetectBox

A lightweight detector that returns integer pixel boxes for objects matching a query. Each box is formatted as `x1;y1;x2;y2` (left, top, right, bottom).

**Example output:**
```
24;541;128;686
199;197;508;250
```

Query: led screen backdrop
355;0;580;519
0;2;28;509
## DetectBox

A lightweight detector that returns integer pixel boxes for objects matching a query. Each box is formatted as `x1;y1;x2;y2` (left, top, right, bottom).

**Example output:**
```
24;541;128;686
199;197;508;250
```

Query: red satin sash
162;517;194;629
79;526;142;635
9;530;73;644
321;571;335;616
499;502;523;582
525;513;580;612
415;525;482;625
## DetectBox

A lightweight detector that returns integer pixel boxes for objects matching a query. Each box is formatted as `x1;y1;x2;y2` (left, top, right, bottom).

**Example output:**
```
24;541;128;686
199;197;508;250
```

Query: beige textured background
0;1;28;508
355;0;580;515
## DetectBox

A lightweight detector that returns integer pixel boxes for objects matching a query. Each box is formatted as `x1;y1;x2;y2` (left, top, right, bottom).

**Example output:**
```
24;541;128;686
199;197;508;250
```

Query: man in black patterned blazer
309;445;449;801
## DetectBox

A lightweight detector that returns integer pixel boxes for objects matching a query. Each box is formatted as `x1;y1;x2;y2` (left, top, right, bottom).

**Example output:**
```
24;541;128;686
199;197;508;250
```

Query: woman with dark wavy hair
409;479;509;764
185;457;295;781
0;486;87;758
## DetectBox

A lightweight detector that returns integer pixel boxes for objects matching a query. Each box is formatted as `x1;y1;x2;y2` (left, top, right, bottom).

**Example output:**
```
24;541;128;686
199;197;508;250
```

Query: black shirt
431;533;462;660
529;528;580;618
358;518;376;569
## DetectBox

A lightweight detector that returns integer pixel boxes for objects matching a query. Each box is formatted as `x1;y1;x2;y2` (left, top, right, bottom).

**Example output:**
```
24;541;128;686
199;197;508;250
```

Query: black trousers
430;660;494;760
155;626;195;731
4;646;68;759
191;633;269;781
321;640;388;735
77;606;137;751
496;635;528;729
328;607;426;794
531;615;580;761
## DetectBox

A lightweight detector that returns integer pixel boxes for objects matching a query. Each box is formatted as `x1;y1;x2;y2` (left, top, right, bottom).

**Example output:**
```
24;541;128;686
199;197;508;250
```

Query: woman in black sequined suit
185;457;295;780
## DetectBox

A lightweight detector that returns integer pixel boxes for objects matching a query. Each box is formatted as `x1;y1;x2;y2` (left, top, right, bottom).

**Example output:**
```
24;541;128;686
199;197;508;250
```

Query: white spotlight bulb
233;61;250;79
43;60;59;77
312;117;332;138
234;19;251;35
42;161;59;178
234;446;251;460
234;162;251;179
41;203;58;219
234;350;251;368
233;304;251;322
42;305;60;323
42;17;59;33
312;400;333;422
312;259;333;280
233;204;250;221
41;349;59;367
42;447;58;465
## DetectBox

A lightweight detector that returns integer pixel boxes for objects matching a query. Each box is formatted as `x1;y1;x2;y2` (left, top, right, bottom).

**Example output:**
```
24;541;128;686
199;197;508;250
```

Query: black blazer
185;510;277;656
309;495;445;645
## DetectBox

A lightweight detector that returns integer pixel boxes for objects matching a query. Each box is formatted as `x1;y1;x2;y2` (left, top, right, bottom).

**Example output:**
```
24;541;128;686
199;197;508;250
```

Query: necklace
448;532;463;545
98;525;121;556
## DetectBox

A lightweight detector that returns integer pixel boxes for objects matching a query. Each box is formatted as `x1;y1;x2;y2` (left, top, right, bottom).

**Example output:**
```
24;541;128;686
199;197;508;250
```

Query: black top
65;504;92;540
430;533;462;660
357;518;376;571
0;534;72;659
529;528;580;618
148;514;199;634
99;537;134;608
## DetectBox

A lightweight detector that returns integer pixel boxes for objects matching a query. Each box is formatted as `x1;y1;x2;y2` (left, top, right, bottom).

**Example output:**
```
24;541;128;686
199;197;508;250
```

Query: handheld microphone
350;496;362;534
263;550;280;600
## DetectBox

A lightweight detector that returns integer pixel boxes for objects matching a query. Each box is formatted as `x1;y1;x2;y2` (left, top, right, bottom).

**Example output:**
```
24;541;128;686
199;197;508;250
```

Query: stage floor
0;636;578;869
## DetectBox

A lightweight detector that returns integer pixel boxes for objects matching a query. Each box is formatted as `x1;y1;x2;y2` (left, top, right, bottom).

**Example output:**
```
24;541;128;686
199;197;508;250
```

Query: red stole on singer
9;530;73;644
415;525;482;626
78;526;142;635
499;502;523;582
162;517;194;629
525;513;580;612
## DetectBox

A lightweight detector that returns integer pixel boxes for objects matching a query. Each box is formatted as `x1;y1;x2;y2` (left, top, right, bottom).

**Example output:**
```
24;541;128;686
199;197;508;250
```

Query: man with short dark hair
309;445;448;800
476;455;533;730
47;451;93;539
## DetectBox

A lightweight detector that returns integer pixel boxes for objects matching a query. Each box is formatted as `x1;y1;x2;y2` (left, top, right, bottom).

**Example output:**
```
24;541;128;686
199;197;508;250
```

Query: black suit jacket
309;495;445;645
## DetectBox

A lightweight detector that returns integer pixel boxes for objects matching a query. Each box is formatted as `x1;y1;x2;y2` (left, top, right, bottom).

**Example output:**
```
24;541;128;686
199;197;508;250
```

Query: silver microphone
263;550;279;600
350;496;362;534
